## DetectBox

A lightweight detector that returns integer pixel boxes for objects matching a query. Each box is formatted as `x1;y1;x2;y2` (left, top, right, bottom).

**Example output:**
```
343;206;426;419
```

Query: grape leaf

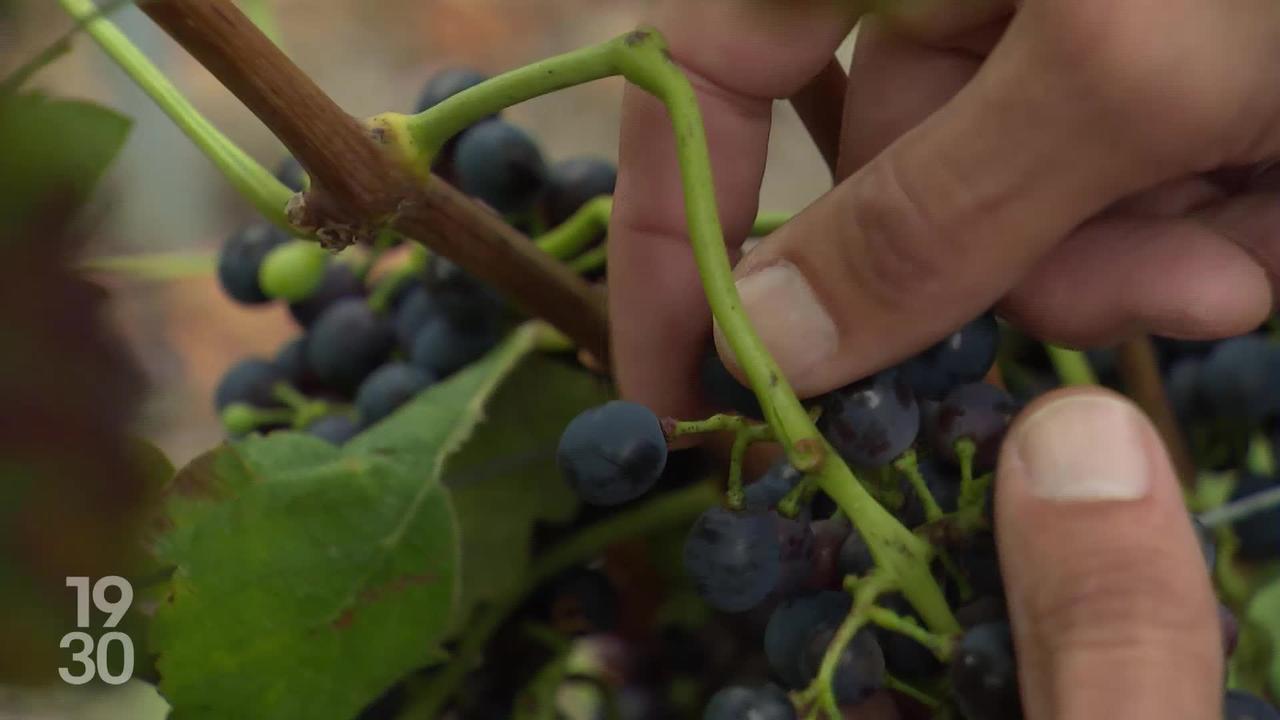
150;436;458;720
152;324;608;720
0;93;131;230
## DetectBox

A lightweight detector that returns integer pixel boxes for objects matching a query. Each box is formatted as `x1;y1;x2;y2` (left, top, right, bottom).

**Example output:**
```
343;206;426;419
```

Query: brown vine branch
1117;336;1196;486
138;0;609;363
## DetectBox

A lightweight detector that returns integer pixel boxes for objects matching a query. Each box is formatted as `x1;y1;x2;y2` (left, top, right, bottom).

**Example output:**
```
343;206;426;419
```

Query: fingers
721;15;1165;398
1000;212;1273;346
838;18;982;179
608;0;858;418
995;388;1222;719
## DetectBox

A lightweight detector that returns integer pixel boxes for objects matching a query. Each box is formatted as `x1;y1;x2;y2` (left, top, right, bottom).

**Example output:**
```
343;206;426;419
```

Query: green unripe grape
259;240;330;302
221;403;259;435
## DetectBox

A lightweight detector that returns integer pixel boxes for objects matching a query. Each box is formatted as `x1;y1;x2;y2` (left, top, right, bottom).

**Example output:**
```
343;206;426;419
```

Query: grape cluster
554;310;1280;718
213;68;616;445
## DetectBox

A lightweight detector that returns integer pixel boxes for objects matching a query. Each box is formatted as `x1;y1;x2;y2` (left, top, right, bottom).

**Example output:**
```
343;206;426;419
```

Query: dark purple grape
415;68;491;113
932;383;1017;472
836;525;874;580
699;341;763;418
275;155;306;193
288;263;364;328
953;534;1005;600
874;595;943;679
541;156;616;226
683;507;781;613
1224;690;1280;720
1199;335;1280;426
274;336;319;391
422;256;507;327
950;622;1022;720
743;460;803;512
393;284;441;350
1166;357;1205;428
773;512;815;598
764;591;851;688
306;299;394;393
454;119;548;216
1230;472;1280;561
409;315;501;377
798;625;885;707
306;414;360;446
819;370;920;468
354;362;435;425
900;313;1000;400
805;518;851;591
214;358;285;411
217;223;288;305
703;684;796;720
557;401;667;506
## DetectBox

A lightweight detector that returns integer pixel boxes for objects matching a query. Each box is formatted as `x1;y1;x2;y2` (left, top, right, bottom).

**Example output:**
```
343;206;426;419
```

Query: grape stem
796;572;896;719
894;450;943;522
883;673;944;709
55;0;294;229
567;245;608;275
535;197;613;260
398;481;719;719
866;607;956;661
1045;344;1098;386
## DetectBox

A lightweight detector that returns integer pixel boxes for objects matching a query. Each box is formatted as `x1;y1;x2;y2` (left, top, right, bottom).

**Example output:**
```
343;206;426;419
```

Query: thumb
995;388;1222;719
719;20;1159;397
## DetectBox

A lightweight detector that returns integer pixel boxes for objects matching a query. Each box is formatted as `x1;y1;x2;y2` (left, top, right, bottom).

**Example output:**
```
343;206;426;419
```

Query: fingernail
727;262;836;383
1010;394;1151;502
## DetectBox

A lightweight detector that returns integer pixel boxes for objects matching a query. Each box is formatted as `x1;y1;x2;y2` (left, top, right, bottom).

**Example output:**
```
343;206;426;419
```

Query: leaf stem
399;481;719;719
535;197;612;260
1045;344;1097;386
55;0;294;228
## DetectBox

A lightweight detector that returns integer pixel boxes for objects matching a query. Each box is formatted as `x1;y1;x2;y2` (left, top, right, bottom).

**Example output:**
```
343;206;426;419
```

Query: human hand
608;0;1280;417
849;387;1225;719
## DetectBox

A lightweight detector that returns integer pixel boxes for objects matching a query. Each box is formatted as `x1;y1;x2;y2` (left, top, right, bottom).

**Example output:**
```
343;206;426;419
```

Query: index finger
607;0;859;419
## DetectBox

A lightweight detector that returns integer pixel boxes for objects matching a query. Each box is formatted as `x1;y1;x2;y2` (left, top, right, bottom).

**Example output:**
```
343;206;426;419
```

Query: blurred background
2;0;836;468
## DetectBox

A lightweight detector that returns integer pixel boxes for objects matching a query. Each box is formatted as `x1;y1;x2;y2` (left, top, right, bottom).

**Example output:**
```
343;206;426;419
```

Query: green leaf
0;93;131;230
152;324;611;720
349;324;612;634
151;439;458;720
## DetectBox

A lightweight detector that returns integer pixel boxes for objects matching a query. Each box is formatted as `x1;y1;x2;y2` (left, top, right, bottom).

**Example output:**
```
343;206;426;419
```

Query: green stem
866;606;955;661
750;211;792;236
400;481;719;719
56;0;294;229
535;197;612;260
1045;345;1097;386
667;413;766;438
1245;433;1276;477
799;573;896;718
884;674;943;709
367;245;428;313
567;244;608;275
727;431;752;510
895;450;943;523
